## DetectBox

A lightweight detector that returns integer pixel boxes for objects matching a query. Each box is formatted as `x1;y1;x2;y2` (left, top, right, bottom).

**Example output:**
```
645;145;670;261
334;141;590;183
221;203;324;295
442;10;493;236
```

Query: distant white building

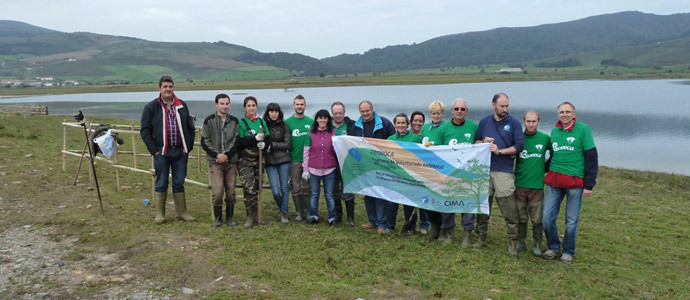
496;68;523;73
1;79;23;86
36;76;54;81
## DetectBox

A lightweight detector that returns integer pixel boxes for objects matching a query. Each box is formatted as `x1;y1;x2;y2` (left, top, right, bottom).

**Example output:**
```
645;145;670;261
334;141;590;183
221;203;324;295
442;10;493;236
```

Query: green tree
439;159;490;213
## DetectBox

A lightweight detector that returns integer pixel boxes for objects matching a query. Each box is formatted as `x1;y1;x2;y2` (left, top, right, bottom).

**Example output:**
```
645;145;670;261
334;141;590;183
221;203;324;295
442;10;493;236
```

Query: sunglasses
453;107;467;111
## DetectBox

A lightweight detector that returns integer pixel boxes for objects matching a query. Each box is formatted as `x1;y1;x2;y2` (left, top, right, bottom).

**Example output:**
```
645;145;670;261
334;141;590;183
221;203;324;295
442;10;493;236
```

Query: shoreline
1;72;688;98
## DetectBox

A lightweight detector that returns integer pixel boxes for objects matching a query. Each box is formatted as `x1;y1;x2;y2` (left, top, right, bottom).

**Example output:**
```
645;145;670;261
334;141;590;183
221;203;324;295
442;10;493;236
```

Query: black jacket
140;95;195;156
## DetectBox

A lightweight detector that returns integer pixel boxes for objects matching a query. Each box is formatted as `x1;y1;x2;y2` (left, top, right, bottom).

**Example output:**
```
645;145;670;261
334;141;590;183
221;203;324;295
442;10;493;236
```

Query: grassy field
1;115;689;299
2;66;689;97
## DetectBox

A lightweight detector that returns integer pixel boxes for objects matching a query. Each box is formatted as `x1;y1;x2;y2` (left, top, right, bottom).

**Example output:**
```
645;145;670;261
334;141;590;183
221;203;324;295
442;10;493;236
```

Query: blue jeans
364;196;387;229
153;147;188;193
309;171;336;222
265;163;290;213
419;209;430;231
543;184;583;257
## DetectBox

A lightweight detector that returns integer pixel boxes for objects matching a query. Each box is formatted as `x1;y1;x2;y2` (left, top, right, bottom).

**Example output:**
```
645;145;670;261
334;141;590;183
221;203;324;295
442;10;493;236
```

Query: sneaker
381;229;392;235
377;227;385;233
419;229;428;235
328;220;336;227
362;223;375;229
560;254;573;264
405;229;414;236
295;215;302;222
542;250;561;260
280;212;289;224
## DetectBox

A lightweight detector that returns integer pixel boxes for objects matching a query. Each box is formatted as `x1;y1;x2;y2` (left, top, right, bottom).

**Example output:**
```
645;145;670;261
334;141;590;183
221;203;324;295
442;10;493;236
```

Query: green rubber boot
154;192;167;224
461;229;473;247
517;222;528;253
173;192;195;222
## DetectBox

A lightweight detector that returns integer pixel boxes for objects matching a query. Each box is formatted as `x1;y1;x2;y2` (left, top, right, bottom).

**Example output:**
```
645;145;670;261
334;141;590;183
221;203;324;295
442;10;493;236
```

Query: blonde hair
428;101;445;114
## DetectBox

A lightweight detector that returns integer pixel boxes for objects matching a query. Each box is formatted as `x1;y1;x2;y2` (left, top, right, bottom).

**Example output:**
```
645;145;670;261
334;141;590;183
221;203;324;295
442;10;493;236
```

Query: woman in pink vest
301;109;338;226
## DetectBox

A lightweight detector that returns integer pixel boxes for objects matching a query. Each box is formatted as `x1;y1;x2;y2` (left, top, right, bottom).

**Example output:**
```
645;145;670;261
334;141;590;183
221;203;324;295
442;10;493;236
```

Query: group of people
140;76;598;263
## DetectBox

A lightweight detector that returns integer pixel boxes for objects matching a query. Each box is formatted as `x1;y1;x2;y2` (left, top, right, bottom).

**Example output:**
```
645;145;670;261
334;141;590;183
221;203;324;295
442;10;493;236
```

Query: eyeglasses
453;107;467;111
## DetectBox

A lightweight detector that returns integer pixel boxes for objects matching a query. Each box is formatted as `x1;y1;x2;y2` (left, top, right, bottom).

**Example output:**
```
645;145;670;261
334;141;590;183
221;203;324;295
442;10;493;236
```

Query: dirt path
0;225;194;299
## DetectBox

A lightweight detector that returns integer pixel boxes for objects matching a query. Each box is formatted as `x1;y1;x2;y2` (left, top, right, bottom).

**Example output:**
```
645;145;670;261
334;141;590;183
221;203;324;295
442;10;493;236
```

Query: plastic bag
93;129;114;158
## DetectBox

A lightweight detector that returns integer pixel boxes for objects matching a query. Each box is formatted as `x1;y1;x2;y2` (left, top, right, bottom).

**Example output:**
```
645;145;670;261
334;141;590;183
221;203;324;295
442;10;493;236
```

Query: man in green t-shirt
436;99;478;246
514;111;550;256
542;102;598;264
285;95;314;221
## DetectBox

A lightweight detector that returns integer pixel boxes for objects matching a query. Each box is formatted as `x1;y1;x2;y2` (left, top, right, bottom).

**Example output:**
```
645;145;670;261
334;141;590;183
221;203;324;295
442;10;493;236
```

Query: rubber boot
293;195;302;221
517;222;528;253
508;239;518;256
226;205;236;227
243;205;255;228
335;198;343;223
461;229;473;247
173;192;195;221
212;206;223;228
437;228;448;243
429;223;441;241
443;227;454;245
254;204;265;226
300;195;310;223
532;223;544;257
473;233;487;248
154;192;167;224
345;200;355;227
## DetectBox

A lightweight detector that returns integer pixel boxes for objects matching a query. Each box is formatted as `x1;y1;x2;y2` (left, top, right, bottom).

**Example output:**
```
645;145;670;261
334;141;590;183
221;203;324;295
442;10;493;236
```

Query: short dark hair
263;102;284;122
331;101;345;111
393;113;409;125
410;111;425;123
311;109;333;133
159;75;174;87
244;96;257;107
215;93;230;104
492;92;508;103
294;95;306;104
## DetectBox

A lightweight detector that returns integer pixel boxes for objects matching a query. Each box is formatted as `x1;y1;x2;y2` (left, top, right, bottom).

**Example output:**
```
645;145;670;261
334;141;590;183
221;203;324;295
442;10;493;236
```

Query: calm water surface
3;79;689;175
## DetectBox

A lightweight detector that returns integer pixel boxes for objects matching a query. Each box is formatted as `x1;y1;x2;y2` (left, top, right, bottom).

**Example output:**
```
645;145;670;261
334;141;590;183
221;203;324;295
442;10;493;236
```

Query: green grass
0;115;689;299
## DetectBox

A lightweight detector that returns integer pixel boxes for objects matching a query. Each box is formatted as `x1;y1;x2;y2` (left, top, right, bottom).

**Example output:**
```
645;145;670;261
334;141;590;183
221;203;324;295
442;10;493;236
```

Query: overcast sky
2;0;688;59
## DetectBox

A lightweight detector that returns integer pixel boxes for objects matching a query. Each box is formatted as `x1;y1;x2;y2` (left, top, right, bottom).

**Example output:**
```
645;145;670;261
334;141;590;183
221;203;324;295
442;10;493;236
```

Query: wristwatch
498;149;503;155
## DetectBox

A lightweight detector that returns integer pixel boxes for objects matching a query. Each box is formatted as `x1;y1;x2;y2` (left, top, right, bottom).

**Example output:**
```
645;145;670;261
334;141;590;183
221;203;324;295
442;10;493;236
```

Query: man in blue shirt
474;93;524;256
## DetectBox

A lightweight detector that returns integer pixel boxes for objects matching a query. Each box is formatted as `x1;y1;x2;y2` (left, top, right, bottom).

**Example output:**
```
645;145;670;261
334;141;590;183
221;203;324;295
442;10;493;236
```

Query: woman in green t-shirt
237;96;270;228
385;113;422;235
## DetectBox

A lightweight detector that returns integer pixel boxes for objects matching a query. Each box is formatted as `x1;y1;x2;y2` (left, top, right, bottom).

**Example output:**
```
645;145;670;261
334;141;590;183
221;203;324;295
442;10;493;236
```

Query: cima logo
535;144;543;151
567;137;575;144
464;133;471;140
503;125;511;131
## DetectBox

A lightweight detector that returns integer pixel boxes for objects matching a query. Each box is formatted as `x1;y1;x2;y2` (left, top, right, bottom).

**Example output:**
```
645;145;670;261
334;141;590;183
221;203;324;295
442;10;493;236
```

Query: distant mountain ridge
1;11;689;84
322;11;690;73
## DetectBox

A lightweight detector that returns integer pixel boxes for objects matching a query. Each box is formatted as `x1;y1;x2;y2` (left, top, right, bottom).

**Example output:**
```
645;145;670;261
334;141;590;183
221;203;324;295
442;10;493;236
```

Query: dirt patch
0;225;196;299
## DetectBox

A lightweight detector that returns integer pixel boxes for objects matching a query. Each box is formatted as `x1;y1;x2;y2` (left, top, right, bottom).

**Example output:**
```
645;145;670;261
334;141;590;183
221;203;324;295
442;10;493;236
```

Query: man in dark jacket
201;93;240;228
331;101;356;226
348;100;395;233
140;75;196;224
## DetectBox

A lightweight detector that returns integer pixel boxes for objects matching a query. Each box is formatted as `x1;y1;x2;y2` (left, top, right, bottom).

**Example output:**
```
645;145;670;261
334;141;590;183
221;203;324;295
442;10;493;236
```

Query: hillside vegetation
1;11;690;85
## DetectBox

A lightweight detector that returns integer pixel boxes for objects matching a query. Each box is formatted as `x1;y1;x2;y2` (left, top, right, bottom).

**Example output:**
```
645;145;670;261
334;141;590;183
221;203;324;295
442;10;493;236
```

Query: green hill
322;11;690;73
2;11;690;84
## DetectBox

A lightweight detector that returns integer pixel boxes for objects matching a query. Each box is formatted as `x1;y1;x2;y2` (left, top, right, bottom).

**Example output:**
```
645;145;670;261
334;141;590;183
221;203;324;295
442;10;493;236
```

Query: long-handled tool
257;125;265;225
75;111;104;215
72;139;89;186
401;207;418;234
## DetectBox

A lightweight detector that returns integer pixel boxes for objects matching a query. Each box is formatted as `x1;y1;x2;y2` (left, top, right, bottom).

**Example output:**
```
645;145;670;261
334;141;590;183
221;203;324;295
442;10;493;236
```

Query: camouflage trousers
238;157;260;209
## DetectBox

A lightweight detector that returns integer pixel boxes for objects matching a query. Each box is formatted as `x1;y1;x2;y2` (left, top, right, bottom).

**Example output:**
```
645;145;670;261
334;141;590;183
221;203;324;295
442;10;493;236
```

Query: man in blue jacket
348;100;395;233
474;93;524;255
140;75;196;224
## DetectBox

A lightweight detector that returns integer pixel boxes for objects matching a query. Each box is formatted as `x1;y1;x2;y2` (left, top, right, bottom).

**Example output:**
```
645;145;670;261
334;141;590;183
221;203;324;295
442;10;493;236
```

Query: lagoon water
3;79;689;175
